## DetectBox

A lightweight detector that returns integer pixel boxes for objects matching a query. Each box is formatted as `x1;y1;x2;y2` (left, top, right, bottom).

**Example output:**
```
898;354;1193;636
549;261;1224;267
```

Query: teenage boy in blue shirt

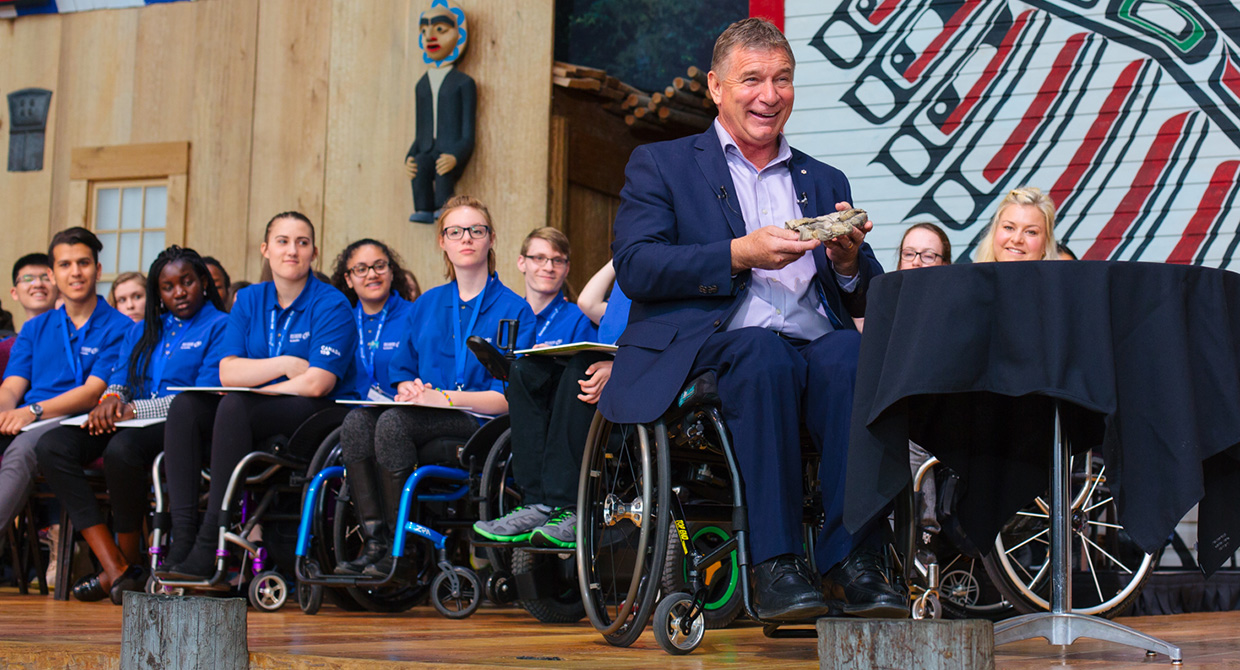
517;228;596;347
0;228;134;534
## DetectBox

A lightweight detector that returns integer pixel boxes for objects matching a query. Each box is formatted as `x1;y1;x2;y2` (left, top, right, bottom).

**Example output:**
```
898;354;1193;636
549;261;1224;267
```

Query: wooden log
622;93;653;110
665;86;713;110
632;105;651;119
556;61;607;80
121;593;248;670
606;76;644;97
687;65;709;86
553;76;602;91
657;105;713;130
673;76;704;94
817;619;994;670
624;114;663;131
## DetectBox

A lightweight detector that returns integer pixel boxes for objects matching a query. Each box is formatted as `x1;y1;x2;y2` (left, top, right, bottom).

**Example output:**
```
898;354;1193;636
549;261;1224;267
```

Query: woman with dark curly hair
35;246;229;603
329;239;417;399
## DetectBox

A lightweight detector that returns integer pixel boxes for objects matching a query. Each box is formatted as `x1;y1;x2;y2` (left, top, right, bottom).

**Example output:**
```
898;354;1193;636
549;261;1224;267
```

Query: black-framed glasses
522;254;568;269
16;272;51;285
900;248;944;264
349;260;390;277
442;225;491;240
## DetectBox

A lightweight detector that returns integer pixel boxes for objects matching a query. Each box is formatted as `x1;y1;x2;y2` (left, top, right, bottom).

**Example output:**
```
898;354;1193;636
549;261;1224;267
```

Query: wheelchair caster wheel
145;574;184;596
486;570;517;606
248;571;289;612
298;581;323;615
912;591;941;620
654;593;705;655
432;566;481;619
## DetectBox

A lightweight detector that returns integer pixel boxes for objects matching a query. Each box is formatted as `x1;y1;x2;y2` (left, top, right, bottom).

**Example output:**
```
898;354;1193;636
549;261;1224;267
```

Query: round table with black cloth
843;260;1240;577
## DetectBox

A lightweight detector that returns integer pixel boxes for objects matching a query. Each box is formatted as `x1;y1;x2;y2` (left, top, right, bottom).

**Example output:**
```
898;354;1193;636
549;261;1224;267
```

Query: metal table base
992;403;1183;665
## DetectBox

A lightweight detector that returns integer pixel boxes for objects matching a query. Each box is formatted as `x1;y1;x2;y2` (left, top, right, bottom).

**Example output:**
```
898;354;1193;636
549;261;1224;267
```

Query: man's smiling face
708;46;795;163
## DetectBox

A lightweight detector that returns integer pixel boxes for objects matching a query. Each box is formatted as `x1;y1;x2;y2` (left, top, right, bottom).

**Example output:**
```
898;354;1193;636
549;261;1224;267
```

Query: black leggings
340;406;479;471
35;424;164;533
505;352;608;508
165;392;334;522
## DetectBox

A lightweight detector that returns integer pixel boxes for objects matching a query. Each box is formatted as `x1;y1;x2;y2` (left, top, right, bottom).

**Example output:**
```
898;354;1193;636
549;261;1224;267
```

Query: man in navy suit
600;18;904;621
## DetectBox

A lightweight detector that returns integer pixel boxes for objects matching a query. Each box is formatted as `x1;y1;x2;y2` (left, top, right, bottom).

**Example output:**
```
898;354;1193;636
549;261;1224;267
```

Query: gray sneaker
473;504;552;542
530;508;576;549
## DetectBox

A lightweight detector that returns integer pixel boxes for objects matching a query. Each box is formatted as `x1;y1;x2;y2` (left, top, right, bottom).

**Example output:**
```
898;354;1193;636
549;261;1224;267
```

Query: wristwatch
28;403;43;419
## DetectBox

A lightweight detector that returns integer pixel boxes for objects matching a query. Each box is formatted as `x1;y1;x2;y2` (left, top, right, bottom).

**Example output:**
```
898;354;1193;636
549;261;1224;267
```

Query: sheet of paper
59;415;166;429
513;342;618;356
335;399;474;411
20;416;68;432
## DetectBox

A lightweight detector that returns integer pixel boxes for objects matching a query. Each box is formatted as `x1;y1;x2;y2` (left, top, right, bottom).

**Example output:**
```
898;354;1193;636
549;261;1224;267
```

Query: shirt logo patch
180;341;204;349
79;346;99;356
382;341;400;351
319;345;341;358
289;331;311;343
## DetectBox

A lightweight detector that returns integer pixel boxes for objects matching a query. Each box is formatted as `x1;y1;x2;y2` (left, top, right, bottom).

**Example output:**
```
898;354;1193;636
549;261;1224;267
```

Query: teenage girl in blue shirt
35;246;229;603
160;212;361;578
334;195;535;577
516;227;596;347
327;238;418;400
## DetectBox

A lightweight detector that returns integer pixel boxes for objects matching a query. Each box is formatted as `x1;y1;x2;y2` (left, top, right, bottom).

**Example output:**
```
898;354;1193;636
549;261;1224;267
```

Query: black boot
363;466;413;578
162;524;198;569
158;513;220;580
334;458;389;575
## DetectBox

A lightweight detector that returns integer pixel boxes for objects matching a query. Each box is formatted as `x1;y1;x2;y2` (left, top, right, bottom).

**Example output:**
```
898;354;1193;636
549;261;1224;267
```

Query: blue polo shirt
389;273;535;394
533;292;596;347
596;281;631;345
224;277;361;400
4;298;134;404
353;293;414;398
110;302;230;397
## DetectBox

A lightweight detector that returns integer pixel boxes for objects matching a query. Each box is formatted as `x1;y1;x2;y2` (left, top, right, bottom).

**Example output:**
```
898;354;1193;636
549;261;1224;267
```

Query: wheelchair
576;371;864;655
293;322;582;620
147;402;350;612
293;414;510;618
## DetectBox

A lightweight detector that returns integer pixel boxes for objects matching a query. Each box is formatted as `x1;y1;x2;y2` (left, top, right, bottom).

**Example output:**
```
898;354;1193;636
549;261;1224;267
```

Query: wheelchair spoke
1081;537;1105;604
1079;533;1136;575
1005;527;1049;554
1082;496;1115;514
1086;520;1123;530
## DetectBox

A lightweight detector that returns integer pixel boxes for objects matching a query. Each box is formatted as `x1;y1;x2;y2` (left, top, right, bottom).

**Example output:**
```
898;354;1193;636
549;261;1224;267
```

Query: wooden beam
70;141;190;180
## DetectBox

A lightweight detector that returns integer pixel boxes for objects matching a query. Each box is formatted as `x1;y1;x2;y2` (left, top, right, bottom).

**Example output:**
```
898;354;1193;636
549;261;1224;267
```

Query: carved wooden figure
405;0;477;224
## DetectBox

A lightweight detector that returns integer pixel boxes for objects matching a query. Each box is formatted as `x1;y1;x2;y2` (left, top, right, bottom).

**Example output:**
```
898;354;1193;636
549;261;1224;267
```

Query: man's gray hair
710;17;795;76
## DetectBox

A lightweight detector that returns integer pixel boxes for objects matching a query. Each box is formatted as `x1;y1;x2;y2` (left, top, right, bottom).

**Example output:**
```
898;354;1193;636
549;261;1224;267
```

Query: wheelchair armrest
467;335;511;382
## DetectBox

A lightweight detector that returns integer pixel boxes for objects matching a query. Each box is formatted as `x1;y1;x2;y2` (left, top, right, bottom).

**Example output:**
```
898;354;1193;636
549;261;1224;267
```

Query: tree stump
121;592;247;670
817;618;994;670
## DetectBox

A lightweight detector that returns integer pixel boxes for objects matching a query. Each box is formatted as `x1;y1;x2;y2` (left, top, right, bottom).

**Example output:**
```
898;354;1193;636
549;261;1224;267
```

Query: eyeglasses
900;248;944;265
522;254;568;269
16;273;51;285
348;260;390;278
441;225;491;241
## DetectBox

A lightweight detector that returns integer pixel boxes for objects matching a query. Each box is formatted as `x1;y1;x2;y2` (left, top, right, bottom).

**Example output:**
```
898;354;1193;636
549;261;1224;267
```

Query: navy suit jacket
599;125;883;424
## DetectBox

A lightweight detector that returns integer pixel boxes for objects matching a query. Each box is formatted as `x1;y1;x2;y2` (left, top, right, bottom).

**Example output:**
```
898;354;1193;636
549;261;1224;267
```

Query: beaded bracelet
99;392;123;404
439;389;454;407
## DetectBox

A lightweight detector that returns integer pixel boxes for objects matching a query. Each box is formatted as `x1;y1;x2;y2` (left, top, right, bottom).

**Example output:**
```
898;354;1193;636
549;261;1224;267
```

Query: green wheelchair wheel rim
682;525;738;611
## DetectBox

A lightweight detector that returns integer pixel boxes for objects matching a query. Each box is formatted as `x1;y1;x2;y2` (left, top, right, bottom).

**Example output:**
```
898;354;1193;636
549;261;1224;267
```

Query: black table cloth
843;260;1240;576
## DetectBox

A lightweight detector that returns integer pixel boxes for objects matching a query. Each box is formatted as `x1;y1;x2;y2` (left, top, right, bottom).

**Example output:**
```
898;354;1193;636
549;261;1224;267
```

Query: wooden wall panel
182;0;259;281
131;3;196;144
0;15;62;327
47;9;139;242
565;182;618;293
247;0;331;275
323;0;555;295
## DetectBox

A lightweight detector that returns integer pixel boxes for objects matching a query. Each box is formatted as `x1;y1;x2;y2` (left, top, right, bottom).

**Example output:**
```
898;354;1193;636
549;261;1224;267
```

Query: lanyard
148;313;194;396
355;298;391;387
536;297;566;341
452;277;488;391
268;305;296;357
59;309;86;386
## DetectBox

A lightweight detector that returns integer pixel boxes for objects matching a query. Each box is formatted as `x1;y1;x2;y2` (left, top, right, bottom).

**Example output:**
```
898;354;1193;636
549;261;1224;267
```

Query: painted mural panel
784;0;1240;268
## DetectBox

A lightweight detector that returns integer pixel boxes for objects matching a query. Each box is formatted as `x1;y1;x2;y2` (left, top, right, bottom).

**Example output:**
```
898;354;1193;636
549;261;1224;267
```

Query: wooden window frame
68;141;189;252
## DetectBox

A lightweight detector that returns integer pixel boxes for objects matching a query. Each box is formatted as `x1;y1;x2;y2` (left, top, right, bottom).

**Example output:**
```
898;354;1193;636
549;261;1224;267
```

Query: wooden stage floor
1;589;1238;668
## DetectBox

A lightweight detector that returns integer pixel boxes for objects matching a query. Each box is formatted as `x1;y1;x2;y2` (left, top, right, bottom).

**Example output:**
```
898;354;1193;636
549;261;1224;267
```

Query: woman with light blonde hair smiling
974;186;1061;262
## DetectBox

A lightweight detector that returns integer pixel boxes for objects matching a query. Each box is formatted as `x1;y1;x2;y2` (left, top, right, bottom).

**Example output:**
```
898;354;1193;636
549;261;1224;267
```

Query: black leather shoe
72;572;109;602
751;554;833;622
821;547;909;619
110;564;148;605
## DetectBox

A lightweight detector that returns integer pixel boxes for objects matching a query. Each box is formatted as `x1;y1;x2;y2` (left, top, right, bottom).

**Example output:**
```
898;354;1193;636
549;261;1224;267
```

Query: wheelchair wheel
662;523;742;629
477;428;519;573
981;451;1155;618
653;592;705;655
431;566;482;619
298;580;323;615
248;571;289;612
936;553;1012;620
512;548;585;623
577;413;671;648
301;427;365;613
